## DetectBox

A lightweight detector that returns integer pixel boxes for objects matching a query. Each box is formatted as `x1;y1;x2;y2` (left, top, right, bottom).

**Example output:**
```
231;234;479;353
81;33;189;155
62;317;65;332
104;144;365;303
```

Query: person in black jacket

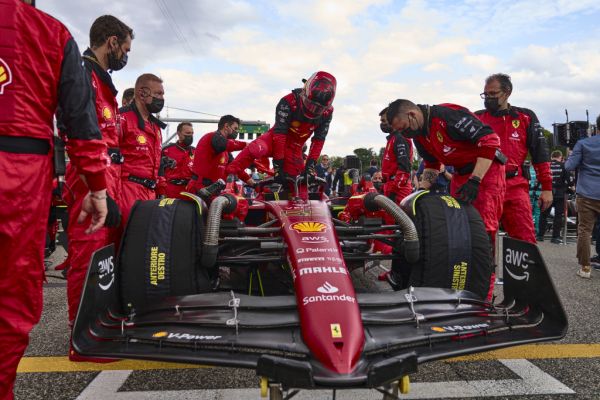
538;150;573;243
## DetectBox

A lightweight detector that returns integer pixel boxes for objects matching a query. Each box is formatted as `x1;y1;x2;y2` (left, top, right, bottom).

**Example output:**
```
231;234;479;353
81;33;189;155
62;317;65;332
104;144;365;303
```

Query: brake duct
202;194;237;269
363;193;420;263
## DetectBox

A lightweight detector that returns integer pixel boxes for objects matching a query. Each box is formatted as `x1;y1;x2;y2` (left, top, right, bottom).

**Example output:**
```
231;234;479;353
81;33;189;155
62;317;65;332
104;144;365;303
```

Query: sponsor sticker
296;247;337;254
504;248;530;281
136;135;147;144
297;256;325;263
301;236;329;243
290;221;327;233
98;255;115;291
317;281;338;294
152;331;222;340
303;293;355;306
430;323;489;333
298;266;348;276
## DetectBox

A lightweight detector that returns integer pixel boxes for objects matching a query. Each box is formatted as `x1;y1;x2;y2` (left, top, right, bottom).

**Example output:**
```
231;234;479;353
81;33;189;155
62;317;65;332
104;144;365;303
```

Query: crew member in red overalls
475;73;552;244
63;16;133;362
379;107;414;204
158;122;195;199
387;99;506;300
119;73;166;223
0;1;109;396
227;71;336;183
186;115;247;192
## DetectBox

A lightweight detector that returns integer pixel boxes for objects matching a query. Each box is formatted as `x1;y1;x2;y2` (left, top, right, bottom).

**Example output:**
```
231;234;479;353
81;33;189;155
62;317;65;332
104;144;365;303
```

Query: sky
39;0;600;155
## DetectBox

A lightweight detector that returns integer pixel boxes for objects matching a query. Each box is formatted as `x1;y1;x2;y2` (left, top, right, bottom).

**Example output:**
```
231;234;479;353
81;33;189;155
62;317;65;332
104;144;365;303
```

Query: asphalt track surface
15;238;600;400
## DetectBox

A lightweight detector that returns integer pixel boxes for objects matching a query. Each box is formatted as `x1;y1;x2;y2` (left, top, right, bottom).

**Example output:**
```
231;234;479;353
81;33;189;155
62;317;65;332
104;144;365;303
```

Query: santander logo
317;281;338;294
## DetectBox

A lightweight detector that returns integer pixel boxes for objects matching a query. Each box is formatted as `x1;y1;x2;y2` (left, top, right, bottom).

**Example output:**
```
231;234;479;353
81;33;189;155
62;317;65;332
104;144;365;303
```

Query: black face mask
373;181;383;192
146;96;164;113
401;127;420;139
380;123;393;134
484;97;501;113
182;135;193;146
229;131;238;140
108;47;127;71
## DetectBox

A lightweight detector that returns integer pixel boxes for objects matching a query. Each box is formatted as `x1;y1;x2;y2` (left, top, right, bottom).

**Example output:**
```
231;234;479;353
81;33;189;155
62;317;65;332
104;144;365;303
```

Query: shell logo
431;327;446;333
291;121;301;128
102;106;113;121
0;58;13;95
152;331;168;338
291;221;326;233
137;135;147;144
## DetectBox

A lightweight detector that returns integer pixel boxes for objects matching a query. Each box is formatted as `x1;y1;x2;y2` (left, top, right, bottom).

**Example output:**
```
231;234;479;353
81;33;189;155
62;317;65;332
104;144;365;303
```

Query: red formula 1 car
73;173;567;399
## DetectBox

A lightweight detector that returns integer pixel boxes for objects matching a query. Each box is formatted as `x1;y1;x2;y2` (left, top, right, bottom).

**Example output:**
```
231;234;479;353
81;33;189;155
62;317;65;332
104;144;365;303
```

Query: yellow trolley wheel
260;377;268;397
400;375;410;394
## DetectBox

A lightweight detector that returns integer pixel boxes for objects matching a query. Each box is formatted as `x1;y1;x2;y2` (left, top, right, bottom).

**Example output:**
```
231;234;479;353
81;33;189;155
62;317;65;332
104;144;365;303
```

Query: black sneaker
591;255;600;270
550;237;563;244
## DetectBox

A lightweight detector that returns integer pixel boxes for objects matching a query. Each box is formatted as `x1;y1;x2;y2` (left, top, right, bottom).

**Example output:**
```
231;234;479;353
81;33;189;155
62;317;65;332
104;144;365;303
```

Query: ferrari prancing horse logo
512;120;520;129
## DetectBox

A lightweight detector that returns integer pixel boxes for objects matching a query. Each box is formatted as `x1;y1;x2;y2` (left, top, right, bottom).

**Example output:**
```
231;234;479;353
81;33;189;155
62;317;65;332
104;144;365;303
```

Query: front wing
73;238;567;389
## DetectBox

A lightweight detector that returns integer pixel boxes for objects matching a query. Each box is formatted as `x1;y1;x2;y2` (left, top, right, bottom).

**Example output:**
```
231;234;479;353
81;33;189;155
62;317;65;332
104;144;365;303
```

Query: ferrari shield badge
330;323;342;338
512;120;520;129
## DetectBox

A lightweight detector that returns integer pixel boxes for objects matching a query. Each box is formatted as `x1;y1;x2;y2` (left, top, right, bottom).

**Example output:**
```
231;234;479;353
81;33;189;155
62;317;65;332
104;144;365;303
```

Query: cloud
37;0;600;155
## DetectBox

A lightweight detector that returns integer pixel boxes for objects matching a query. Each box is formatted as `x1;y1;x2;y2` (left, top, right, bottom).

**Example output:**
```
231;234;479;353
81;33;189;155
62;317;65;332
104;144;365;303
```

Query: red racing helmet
300;71;336;119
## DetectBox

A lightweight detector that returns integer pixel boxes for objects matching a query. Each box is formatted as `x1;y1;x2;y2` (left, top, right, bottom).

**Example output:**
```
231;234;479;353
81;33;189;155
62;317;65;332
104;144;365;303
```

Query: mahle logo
291;221;326;233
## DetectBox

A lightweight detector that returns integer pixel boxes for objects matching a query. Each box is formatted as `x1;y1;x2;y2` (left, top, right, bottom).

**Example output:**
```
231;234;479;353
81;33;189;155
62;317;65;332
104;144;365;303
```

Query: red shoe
69;346;119;363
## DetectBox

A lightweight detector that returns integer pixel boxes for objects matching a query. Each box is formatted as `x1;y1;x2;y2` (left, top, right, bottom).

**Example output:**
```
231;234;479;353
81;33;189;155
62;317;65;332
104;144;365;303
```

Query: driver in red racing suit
227;71;336;184
387;99;506;301
0;1;109;396
475;73;552;243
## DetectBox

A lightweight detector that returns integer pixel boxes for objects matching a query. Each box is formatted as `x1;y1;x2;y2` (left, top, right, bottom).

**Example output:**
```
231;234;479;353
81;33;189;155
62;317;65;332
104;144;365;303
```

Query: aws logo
291;221;327;233
0;58;13;95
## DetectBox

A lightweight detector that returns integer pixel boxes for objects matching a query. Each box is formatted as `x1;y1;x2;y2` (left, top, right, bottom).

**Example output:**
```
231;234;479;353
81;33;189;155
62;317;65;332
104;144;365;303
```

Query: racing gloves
104;195;121;228
455;176;481;204
273;159;286;184
197;179;226;201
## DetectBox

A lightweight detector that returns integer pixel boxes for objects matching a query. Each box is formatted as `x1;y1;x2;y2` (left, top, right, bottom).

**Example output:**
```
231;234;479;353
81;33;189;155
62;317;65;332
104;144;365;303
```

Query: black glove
197;179;225;200
104;194;122;228
455;176;480;204
304;158;317;176
273;159;286;184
